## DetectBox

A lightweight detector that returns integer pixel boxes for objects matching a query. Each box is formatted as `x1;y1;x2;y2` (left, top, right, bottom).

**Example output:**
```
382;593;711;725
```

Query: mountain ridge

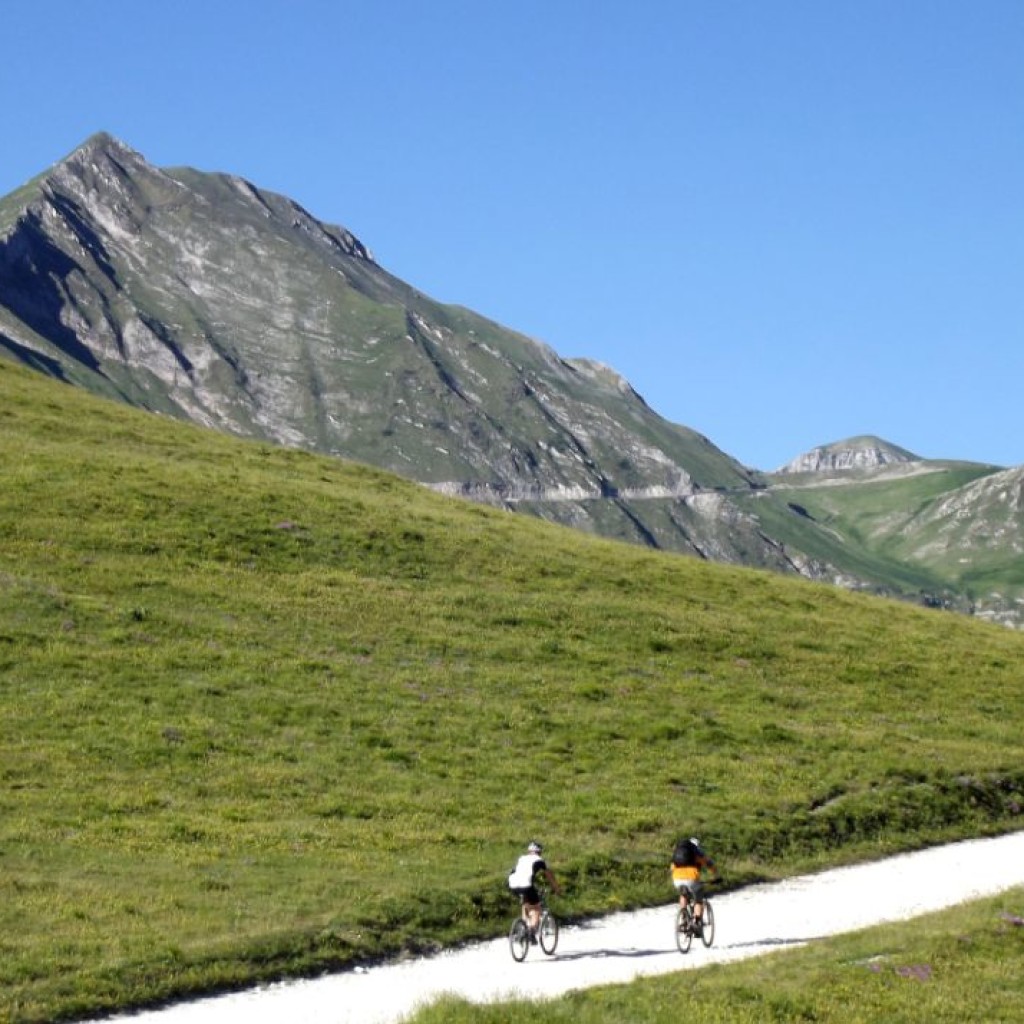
1;132;1021;625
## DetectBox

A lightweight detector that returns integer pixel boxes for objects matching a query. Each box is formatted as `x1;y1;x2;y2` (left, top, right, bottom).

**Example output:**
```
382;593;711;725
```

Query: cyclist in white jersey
507;841;561;941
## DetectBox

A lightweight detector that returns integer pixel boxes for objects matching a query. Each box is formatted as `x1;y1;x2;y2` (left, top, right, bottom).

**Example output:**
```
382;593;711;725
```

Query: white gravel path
105;831;1024;1024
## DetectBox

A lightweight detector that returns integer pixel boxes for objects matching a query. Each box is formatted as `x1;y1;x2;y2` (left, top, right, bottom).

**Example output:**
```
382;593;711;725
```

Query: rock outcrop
777;436;920;474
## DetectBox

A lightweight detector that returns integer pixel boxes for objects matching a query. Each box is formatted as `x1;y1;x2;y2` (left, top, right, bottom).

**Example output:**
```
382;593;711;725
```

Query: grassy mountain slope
2;357;1024;1021
759;462;1023;623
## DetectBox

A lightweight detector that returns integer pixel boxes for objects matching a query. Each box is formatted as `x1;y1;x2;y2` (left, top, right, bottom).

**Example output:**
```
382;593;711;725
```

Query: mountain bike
509;895;559;961
675;888;715;953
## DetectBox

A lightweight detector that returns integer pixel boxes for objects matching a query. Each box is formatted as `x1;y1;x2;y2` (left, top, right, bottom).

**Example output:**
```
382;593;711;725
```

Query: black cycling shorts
511;885;541;905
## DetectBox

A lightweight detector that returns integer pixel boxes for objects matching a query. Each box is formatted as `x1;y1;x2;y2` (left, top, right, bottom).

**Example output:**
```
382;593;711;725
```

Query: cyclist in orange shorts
670;836;718;932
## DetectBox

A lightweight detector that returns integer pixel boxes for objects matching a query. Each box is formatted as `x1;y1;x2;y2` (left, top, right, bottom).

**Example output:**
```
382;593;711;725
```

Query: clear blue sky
3;1;1022;470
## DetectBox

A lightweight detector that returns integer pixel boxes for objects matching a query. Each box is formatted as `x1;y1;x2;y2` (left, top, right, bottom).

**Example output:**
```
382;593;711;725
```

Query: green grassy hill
2;356;1023;1022
757;462;1024;623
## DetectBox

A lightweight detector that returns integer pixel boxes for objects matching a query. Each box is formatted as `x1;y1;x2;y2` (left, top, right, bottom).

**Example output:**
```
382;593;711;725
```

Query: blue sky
3;1;1022;470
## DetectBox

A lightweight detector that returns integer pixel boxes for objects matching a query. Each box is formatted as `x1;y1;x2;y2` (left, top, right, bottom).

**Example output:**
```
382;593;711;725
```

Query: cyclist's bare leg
524;901;541;934
677;889;691;932
678;885;702;927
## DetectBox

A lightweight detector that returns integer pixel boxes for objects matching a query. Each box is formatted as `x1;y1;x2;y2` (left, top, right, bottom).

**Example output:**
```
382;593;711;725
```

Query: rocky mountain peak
777;436;920;475
75;130;139;161
52;131;162;194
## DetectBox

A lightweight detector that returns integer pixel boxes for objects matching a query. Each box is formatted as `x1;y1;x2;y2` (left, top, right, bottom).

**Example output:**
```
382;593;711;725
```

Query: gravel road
105;830;1024;1024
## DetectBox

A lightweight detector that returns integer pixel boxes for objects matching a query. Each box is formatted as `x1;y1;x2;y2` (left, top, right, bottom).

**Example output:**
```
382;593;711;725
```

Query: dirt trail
106;831;1024;1024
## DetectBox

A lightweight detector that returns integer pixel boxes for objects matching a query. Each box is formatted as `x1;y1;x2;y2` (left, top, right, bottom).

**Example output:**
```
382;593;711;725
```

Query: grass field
1;357;1023;1022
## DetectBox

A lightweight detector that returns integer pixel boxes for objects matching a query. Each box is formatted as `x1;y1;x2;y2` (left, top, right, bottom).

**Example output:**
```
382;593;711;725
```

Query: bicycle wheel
539;910;559;954
509;918;530;962
700;899;715;948
675;906;693;954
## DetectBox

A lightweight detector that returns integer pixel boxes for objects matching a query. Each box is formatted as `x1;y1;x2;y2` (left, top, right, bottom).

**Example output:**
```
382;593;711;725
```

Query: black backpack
672;839;698;867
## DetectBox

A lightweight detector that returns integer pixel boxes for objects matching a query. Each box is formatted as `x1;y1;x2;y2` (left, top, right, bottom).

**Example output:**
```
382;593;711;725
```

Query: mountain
757;453;1022;627
0;132;749;499
1;133;1022;625
776;435;921;474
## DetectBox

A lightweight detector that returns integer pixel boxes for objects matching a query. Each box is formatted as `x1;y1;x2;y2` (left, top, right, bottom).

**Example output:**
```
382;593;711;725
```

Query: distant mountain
755;457;1022;627
2;132;1022;626
777;436;921;474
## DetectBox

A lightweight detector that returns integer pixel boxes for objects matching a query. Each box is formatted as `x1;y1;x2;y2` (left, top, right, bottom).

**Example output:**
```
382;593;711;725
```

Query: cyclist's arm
543;867;562;895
